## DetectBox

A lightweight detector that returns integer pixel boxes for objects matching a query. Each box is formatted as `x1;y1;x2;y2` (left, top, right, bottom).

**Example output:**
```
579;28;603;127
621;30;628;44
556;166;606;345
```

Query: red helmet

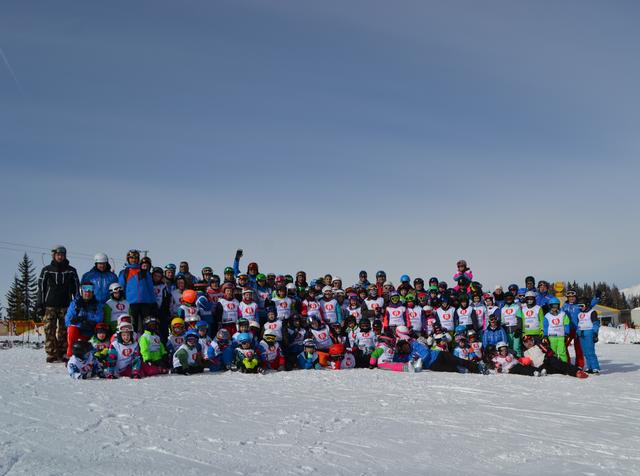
329;343;345;357
181;289;198;305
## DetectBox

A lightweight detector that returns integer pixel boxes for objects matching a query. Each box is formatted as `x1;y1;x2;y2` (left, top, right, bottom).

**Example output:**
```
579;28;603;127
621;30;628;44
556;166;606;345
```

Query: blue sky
1;0;639;302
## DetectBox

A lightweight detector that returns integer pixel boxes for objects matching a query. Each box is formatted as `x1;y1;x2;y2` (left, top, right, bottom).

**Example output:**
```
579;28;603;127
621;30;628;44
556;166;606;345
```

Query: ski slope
1;344;639;476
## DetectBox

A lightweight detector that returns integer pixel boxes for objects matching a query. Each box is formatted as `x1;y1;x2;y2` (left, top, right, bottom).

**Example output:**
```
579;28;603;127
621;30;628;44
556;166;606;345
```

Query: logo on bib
526;310;534;317
116;303;125;311
123;348;132;357
443;313;451;320
392;310;401;317
552;318;560;325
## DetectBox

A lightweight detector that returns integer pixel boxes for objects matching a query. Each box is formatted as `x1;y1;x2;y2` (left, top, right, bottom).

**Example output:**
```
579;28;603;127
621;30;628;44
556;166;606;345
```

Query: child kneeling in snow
207;328;235;371
90;322;111;364
106;322;142;379
173;330;205;375
68;340;105;379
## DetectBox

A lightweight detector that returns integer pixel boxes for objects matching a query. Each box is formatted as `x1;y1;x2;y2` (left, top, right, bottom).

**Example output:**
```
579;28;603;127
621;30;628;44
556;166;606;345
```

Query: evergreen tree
5;254;39;321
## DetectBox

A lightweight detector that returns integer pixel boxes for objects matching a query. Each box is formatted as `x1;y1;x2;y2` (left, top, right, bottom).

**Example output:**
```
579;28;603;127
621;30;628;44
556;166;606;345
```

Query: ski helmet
51;245;67;255
216;328;230;342
181;290;197;305
549;297;561;306
455;325;466;335
196;320;208;330
94;253;108;264
143;316;158;330
400;275;410;283
376;271;386;278
118;322;133;333
524;291;536;298
496;341;509;351
185;330;199;344
95;322;109;334
329;343;345;357
249;320;260;330
126;249;140;260
303;338;316;349
359;318;371;331
109;283;123;296
237;332;252;345
71;340;92;359
171;317;185;330
395;325;411;340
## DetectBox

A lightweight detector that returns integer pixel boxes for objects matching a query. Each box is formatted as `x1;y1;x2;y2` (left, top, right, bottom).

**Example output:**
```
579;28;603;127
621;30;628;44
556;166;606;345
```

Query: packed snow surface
1;344;639;475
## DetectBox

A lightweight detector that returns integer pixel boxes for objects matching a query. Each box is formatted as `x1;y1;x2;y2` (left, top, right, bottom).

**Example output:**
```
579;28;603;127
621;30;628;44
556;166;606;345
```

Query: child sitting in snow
172;330;205;375
207;328;234;372
327;343;356;370
68;340;105;379
166;317;186;355
453;336;477;373
89;322;111;363
297;339;321;370
106;322;142;379
232;332;263;374
492;341;537;376
259;330;285;371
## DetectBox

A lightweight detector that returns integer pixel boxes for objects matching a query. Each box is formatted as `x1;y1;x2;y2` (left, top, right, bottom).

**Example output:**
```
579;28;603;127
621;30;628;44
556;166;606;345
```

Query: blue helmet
549;297;561;306
518;288;527;296
400;275;410;283
196;320;208;329
237;332;253;344
455;325;467;334
185;330;199;341
310;279;317;287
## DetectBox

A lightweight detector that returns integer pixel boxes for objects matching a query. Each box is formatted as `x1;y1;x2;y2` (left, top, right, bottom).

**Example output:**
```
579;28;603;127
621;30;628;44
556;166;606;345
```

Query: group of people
35;246;602;380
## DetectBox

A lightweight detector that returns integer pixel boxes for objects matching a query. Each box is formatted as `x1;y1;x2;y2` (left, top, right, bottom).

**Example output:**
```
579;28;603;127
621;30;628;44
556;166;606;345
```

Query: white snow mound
1;345;639;475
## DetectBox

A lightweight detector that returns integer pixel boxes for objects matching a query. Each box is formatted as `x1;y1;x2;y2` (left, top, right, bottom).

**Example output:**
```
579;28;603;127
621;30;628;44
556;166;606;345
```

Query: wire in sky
0;46;25;96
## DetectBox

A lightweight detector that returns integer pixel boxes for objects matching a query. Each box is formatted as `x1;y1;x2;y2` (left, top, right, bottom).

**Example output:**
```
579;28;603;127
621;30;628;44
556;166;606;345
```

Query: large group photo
2;1;639;474
43;247;602;380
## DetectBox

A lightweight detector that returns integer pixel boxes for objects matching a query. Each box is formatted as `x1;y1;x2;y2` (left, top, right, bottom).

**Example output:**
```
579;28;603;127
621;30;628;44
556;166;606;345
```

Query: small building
593;304;622;327
631;307;640;327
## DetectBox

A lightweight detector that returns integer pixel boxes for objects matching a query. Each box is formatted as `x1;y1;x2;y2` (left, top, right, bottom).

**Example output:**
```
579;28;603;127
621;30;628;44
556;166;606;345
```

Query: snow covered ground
1;344;639;476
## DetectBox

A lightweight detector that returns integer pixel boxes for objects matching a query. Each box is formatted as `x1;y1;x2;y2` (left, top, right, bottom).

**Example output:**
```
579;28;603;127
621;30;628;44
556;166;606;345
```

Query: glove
235;249;243;260
593;334;599;343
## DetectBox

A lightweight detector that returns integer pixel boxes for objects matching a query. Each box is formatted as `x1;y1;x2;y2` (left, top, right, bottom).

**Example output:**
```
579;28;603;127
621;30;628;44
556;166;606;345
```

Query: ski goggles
81;284;94;293
165;263;177;270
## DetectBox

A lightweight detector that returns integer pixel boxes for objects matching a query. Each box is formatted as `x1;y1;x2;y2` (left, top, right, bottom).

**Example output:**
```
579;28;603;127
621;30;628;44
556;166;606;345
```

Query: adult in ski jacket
81;254;117;304
37;245;80;362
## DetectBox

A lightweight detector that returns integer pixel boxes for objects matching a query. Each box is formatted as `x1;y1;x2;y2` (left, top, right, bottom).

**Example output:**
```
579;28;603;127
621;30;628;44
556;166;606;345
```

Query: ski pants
508;363;536;376
378;362;412;372
66;325;90;357
567;329;585;368
547;336;568;363
129;303;158;334
578;330;600;371
429;352;480;373
44;307;67;359
506;331;522;357
542;356;581;377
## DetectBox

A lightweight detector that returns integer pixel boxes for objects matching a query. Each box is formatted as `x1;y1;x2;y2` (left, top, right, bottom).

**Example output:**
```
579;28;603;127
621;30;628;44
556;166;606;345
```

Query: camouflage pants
44;307;67;358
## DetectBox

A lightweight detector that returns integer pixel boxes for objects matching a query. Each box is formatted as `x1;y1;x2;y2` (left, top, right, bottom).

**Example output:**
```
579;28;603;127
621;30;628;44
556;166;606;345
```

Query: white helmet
395;326;411;340
286;283;296;291
118;322;133;332
94;252;109;264
524;291;536;298
496;341;509;350
109;282;123;293
322;286;333;294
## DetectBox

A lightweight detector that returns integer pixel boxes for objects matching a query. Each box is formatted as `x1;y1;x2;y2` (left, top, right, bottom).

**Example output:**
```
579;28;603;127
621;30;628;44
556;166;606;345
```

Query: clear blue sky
1;0;639;301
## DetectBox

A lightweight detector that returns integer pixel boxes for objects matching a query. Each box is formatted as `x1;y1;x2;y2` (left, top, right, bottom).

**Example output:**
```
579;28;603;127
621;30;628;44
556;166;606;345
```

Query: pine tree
5;254;39;321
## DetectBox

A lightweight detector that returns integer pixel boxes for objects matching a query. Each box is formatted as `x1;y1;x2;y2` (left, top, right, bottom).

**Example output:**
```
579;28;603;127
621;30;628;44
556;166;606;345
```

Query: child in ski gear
262;305;285;344
453;335;477;370
351;317;378;368
297;339;321;369
470;293;488;331
543;298;570;363
104;283;130;333
521;335;588;378
218;283;240;335
467;329;483;361
454;294;479;332
65;283;104;357
492;341;536;376
238;288;259;323
90;322;111;363
500;292;523;356
383;291;406;332
138;316;169;376
327;343;356;370
369;335;397;369
405;295;425;335
207;328;235;371
68;340;105;379
522;291;544;338
177;289;200;330
301;287;323;320
167;317;186;355
307;315;335;366
106;322;142;379
572;301;601;373
173;330;205;374
563;289;600;368
195;320;212;359
259;330;285;371
435;296;456;334
233;333;262;373
482;315;509;349
272;285;294;321
170;274;186;316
